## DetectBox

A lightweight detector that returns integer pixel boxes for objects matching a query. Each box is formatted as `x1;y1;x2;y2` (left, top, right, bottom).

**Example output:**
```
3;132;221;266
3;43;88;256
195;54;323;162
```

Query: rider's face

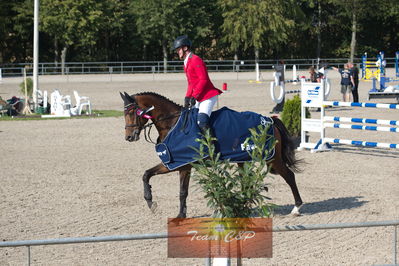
176;47;186;60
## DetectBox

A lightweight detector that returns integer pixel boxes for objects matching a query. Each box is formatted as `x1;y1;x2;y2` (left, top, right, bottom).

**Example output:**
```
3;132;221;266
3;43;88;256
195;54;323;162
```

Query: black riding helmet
173;35;192;50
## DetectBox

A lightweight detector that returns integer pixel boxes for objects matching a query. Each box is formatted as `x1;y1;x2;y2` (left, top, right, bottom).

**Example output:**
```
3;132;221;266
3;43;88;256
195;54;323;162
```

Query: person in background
348;62;360;102
309;66;319;82
308;66;322;111
332;64;353;102
173;35;222;133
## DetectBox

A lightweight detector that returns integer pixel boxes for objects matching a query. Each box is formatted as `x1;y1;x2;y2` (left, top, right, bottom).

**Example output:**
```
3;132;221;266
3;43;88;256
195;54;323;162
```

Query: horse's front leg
142;163;170;212
177;166;192;218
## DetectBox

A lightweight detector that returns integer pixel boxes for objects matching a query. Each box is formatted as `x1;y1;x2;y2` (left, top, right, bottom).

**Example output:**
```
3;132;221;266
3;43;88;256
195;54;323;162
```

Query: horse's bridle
124;102;181;144
124;103;154;128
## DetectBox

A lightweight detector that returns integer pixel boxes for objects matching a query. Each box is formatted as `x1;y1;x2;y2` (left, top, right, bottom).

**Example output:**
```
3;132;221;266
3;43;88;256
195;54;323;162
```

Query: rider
173;35;222;133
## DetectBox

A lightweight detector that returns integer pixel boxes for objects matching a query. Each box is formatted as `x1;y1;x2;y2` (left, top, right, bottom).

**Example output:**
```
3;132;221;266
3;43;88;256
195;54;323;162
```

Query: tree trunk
350;11;357;62
234;53;238;72
143;44;147;60
61;46;67;75
54;39;59;67
105;33;110;61
162;43;168;74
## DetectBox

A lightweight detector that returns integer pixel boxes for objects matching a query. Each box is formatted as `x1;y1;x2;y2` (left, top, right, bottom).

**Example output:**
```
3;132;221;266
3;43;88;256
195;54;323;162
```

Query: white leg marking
291;205;302;216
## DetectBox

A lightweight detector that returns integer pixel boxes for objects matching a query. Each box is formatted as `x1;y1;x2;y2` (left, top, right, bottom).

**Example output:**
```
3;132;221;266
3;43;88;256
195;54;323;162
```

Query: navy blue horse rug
155;107;275;170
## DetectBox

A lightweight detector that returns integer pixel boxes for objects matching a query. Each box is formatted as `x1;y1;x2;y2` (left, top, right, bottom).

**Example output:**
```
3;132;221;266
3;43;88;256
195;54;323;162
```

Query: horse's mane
133;92;182;107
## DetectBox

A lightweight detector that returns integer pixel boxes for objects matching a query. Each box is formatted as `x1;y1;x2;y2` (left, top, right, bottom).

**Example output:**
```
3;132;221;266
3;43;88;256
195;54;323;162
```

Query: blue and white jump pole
298;80;399;152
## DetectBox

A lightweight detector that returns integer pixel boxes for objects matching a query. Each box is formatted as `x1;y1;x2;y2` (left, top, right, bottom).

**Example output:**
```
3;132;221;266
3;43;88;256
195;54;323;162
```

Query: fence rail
1;57;398;78
1;220;398;265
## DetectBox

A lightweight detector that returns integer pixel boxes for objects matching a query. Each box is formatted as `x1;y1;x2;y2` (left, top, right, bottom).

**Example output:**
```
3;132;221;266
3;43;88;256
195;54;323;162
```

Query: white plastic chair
50;89;71;116
72;90;91;115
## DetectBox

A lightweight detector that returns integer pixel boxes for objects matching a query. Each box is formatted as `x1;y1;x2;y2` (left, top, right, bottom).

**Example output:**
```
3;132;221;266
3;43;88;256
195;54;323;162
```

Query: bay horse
120;92;303;218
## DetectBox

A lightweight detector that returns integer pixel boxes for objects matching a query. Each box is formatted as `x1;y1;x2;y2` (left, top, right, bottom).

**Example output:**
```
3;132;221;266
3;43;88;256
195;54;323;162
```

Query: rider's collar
184;52;192;67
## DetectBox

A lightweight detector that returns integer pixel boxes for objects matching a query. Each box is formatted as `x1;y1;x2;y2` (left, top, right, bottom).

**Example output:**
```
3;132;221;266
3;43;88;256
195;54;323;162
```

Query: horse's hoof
150;202;158;213
147;201;158;213
290;205;302;216
176;213;186;218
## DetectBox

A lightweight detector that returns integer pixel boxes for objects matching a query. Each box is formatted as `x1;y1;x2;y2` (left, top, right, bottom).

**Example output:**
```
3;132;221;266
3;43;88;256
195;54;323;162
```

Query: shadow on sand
274;196;368;216
331;145;399;158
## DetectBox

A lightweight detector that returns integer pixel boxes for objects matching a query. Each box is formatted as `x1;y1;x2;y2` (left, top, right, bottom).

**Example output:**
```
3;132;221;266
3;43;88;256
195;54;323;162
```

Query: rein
124;102;181;144
142;112;182;144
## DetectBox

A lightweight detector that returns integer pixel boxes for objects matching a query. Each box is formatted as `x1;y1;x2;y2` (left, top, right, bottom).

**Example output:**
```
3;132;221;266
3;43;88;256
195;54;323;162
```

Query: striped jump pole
324;123;399;133
299;81;399;152
322;114;399;149
323;101;399;110
324;116;399;126
323;138;398;149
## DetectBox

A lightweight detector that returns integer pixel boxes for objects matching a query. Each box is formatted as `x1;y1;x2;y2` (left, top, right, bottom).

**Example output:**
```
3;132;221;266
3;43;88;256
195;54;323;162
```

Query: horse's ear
119;92;126;101
124;92;135;103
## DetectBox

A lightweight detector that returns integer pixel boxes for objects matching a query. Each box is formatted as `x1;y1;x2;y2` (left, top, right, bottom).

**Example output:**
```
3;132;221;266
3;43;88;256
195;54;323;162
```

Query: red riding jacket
184;53;222;102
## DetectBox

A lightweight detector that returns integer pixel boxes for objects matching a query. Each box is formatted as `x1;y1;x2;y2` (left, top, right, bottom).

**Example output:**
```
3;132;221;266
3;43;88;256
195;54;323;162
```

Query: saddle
155;107;275;170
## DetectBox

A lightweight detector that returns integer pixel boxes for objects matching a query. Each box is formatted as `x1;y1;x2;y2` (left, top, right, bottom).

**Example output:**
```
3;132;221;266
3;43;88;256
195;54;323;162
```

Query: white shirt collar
184;52;192;67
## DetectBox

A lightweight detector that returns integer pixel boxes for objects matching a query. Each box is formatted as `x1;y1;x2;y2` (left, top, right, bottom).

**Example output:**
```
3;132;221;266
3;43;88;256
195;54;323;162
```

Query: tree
132;0;214;71
1;0;399;63
323;0;372;60
96;0;133;61
1;0;34;63
40;0;104;70
179;1;218;59
132;0;186;72
218;0;302;78
371;0;399;56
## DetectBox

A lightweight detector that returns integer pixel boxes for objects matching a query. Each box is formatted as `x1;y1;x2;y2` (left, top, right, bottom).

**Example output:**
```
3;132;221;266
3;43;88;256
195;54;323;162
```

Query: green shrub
280;95;310;137
19;78;33;97
191;125;276;218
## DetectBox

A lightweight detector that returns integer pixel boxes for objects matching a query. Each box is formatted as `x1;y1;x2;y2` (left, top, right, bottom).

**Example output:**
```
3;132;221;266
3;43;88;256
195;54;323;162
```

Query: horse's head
120;92;154;142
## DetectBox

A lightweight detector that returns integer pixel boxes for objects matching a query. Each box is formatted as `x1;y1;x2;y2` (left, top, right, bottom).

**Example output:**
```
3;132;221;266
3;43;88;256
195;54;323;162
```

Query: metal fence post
27;245;30;266
394;225;397;265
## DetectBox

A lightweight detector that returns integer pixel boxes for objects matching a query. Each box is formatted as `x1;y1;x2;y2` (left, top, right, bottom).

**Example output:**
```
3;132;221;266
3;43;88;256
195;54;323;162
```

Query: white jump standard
298;80;399;152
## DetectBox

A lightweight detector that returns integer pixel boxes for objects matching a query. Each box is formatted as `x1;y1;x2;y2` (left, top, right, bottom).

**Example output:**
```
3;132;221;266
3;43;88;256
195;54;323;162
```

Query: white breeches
195;95;218;117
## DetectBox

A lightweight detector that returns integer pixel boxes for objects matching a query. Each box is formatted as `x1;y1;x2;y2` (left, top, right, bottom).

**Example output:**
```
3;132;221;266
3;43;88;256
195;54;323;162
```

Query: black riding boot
198;112;213;138
199;124;211;136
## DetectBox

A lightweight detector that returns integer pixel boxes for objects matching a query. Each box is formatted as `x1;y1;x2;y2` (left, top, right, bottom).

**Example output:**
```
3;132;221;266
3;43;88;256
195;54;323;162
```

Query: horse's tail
271;117;303;172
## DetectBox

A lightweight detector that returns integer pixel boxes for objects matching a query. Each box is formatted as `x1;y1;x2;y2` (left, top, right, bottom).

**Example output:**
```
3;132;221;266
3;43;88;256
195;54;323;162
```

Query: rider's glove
184;97;196;108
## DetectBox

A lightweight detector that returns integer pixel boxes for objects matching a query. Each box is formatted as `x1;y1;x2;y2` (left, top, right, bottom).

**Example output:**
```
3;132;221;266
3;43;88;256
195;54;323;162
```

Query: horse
120;91;303;218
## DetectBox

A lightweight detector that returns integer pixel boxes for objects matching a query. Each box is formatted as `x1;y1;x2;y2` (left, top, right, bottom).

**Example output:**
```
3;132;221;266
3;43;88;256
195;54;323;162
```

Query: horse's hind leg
177;166;192;218
273;162;303;215
271;136;303;215
142;163;170;212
